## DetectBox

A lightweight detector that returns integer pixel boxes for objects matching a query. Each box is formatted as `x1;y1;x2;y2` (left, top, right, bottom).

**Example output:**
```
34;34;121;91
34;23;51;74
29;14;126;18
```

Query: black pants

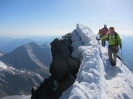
102;40;106;47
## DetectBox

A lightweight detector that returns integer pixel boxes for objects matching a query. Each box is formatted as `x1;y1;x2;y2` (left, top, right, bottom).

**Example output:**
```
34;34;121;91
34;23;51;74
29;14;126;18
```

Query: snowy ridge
61;24;133;99
69;24;105;99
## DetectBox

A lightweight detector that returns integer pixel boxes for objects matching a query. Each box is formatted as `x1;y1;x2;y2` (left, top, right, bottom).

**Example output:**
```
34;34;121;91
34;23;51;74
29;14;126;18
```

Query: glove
96;37;100;40
97;39;100;40
96;38;100;40
120;44;122;49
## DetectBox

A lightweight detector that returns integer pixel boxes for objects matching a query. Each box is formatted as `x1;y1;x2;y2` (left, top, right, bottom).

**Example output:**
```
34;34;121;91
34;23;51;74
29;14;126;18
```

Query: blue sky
0;0;133;36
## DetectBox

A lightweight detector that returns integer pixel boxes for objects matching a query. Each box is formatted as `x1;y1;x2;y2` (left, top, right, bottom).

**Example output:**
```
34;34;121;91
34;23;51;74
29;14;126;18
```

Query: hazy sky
0;0;133;36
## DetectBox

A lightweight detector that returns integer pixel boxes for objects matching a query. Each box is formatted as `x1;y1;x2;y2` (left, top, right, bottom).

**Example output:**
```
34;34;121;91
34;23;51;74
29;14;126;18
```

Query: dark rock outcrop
31;33;80;99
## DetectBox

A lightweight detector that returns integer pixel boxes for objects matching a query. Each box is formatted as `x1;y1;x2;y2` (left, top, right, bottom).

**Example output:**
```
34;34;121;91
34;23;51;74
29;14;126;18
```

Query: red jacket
99;28;108;36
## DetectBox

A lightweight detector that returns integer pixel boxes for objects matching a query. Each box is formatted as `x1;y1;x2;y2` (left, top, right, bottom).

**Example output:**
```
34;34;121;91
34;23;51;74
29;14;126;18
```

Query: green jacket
100;32;122;46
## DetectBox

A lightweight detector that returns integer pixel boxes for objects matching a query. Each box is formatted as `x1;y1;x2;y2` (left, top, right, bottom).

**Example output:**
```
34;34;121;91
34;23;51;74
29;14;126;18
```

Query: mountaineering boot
110;62;116;66
111;62;113;66
113;63;116;66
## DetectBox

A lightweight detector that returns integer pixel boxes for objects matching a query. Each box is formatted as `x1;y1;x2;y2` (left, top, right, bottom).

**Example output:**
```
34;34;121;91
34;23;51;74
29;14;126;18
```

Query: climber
97;27;122;66
97;24;108;47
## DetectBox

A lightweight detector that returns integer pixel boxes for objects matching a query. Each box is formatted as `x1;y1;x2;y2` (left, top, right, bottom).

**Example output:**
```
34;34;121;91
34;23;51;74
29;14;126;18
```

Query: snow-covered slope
60;24;133;99
0;61;44;98
1;95;31;99
0;53;3;57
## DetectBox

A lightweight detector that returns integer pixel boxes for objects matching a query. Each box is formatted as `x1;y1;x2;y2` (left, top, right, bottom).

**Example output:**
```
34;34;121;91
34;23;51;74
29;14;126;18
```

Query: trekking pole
120;48;123;67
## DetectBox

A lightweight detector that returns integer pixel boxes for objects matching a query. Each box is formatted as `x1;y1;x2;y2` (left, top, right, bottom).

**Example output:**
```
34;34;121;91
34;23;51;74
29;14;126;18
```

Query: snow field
0;61;8;69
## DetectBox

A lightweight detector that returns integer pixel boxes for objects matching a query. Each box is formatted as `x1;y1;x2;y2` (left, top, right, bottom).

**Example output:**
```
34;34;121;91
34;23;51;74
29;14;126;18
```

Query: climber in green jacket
97;27;122;66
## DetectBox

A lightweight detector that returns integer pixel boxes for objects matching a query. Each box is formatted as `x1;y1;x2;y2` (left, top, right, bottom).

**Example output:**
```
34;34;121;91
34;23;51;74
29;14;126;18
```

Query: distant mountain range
0;42;51;70
0;42;52;98
0;36;57;53
0;38;33;53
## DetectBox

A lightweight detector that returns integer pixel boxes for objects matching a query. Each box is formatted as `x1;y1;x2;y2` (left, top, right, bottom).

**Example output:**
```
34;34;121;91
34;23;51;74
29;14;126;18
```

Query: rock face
31;33;80;99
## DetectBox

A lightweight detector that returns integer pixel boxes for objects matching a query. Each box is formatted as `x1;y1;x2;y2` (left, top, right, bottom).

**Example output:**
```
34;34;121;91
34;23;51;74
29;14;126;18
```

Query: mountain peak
0;41;52;98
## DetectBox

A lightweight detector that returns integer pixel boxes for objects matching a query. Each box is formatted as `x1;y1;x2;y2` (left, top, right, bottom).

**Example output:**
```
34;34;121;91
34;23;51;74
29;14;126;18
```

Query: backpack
99;28;108;36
